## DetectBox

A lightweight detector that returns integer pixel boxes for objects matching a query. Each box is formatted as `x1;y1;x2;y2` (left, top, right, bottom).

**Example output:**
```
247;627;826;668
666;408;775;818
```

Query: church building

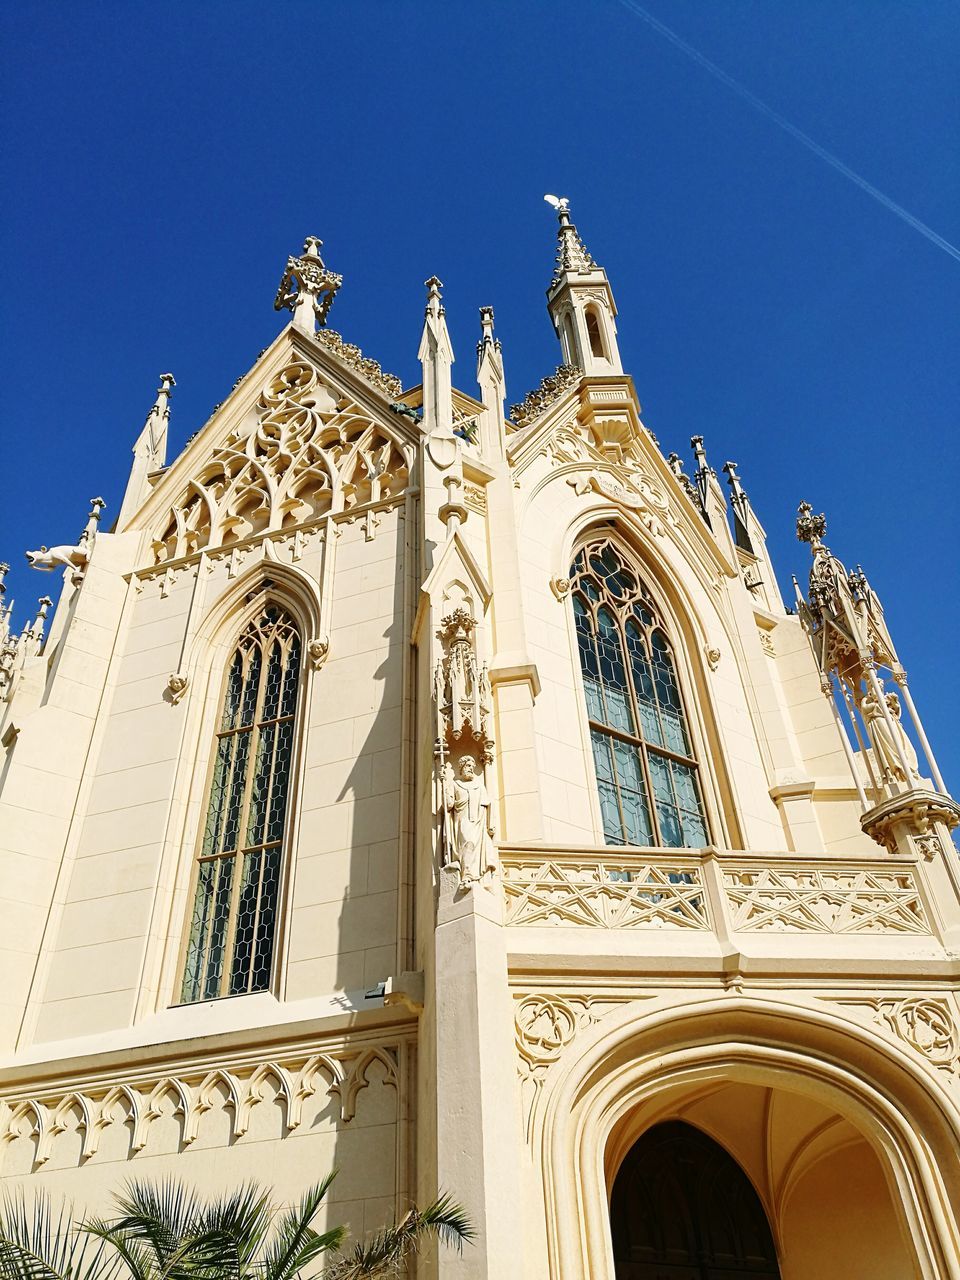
1;204;959;1279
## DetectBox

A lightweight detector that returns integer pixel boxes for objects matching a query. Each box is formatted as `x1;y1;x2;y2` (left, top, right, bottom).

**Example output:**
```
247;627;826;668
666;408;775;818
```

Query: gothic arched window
180;605;301;1003
571;540;708;848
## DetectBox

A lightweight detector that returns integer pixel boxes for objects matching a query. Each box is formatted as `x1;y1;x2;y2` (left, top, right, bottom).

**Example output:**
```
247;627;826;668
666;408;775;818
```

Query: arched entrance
610;1121;780;1278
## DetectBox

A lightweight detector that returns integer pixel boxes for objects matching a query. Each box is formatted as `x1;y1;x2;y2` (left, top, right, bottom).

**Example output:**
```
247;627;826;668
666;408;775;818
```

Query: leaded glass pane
181;605;301;1004
574;596;604;724
596;607;634;734
591;731;624;845
612;738;653;845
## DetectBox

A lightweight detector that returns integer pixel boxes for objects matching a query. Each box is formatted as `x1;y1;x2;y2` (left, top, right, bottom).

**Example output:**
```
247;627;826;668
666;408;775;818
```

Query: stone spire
722;460;754;553
117;374;174;530
476;306;507;459
418;276;455;437
544;196;622;376
274;236;343;333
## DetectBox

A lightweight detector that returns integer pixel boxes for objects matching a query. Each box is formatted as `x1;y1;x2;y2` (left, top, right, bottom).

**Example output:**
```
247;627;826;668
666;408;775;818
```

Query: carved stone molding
0;1039;402;1171
723;865;929;934
501;857;709;930
510;363;582;428
312;328;403;401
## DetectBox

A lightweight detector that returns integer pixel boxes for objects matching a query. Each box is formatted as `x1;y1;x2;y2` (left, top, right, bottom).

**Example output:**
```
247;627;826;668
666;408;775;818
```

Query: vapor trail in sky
618;0;960;265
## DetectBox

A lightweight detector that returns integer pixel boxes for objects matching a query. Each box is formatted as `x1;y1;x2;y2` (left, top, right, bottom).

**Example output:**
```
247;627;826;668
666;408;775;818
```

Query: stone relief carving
0;1043;401;1172
704;645;721;671
434;601;496;889
513;992;649;1141
307;637;330;670
153;360;410;564
166;673;189;704
723;866;929;934
832;996;960;1077
566;473;667;536
500;857;709;929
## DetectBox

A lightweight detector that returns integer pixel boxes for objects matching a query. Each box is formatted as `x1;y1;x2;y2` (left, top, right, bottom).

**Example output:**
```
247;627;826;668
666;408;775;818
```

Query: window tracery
180;604;301;1003
571;539;708;848
153;360;410;563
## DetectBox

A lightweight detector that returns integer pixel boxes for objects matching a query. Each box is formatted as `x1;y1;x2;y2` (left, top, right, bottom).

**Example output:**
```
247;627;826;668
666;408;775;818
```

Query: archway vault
536;995;960;1280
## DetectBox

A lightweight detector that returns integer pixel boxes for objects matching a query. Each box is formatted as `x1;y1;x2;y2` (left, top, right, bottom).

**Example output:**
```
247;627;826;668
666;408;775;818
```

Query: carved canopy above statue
152;359;413;564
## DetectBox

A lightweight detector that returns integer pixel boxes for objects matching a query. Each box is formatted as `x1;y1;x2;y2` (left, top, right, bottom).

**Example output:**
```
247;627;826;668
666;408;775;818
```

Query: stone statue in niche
861;687;920;785
434;601;496;889
440;755;497;885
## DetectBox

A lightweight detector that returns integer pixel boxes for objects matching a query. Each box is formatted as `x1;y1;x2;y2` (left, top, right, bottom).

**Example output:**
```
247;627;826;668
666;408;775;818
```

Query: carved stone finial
545;194;595;284
0;563;8;597
722;460;747;502
796;500;827;547
275;236;343;331
30;595;53;637
424;276;444;317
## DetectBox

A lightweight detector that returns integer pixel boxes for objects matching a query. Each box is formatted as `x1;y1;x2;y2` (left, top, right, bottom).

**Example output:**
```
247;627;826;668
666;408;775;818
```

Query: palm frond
260;1176;343;1280
0;1190;122;1280
324;1195;473;1278
92;1179;204;1270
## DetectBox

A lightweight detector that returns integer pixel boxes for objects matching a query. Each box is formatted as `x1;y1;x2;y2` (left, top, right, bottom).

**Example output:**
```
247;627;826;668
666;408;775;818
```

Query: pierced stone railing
499;847;933;937
501;851;709;930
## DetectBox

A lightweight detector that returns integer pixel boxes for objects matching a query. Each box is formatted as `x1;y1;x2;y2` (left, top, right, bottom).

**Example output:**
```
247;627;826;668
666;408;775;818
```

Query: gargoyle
25;544;89;572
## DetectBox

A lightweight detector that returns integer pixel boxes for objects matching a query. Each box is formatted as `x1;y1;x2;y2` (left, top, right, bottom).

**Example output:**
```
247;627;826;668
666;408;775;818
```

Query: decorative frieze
723;865;929;934
501;857;709;929
1;1039;402;1171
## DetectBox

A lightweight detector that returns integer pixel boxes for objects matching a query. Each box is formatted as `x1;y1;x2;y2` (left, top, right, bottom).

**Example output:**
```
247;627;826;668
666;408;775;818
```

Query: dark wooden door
610;1121;780;1280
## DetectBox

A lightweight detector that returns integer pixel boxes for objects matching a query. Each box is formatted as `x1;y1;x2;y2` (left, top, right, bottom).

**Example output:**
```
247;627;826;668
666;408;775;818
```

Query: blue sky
1;1;958;788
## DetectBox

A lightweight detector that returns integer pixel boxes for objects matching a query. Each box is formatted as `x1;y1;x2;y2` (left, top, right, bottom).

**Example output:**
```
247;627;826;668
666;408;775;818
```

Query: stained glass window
180;605;301;1003
571;541;708;848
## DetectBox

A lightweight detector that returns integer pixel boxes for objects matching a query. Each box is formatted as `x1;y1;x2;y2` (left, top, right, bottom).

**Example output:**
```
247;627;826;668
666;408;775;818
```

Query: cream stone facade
1;205;959;1279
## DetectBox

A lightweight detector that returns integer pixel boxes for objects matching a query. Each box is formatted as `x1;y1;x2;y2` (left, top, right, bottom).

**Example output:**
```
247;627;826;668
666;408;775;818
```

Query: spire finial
425;276;444;318
0;562;8;598
722;460;747;503
79;497;106;548
479;305;495;341
31;595;53;638
275;236;343;331
796;500;827;549
545;194;595;284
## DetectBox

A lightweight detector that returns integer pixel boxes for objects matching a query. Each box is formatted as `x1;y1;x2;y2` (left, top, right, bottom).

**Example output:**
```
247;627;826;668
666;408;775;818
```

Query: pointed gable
137;325;416;566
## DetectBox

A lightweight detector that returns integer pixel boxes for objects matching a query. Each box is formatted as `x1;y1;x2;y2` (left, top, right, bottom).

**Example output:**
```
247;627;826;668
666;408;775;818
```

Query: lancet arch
560;515;741;849
537;996;960;1280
